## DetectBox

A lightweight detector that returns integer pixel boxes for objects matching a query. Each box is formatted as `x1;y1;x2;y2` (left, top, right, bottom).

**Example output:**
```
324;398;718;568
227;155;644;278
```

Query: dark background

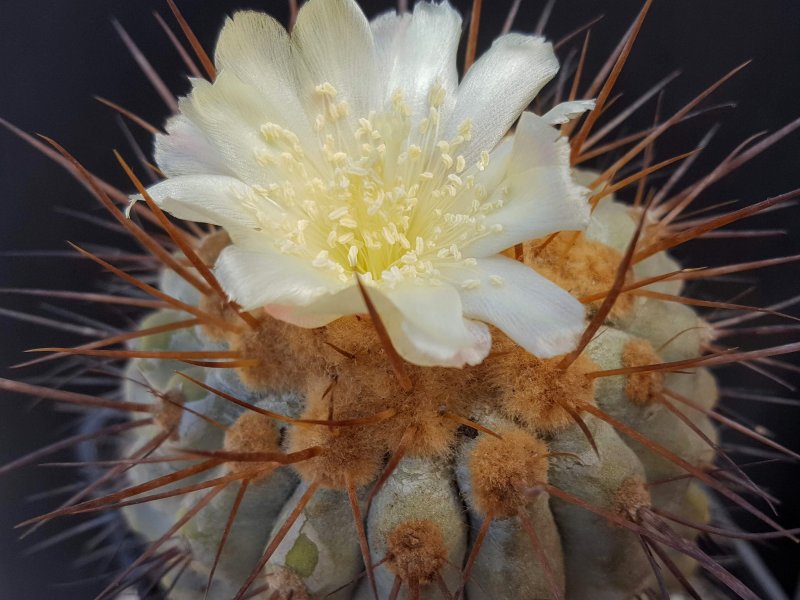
1;1;799;598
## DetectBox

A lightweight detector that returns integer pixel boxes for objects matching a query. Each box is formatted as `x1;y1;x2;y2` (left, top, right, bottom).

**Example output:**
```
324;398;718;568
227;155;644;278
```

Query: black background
1;1;799;598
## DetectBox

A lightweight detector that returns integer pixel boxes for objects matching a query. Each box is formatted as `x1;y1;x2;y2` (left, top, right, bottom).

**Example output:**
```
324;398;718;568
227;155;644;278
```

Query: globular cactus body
119;198;718;599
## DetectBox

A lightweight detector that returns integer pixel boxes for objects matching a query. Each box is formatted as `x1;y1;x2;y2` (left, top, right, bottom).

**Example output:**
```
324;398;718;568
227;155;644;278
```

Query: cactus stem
453;514;491;600
235;479;320;600
365;426;414;515
96;484;225;600
559;192;650;370
388;576;402;600
347;475;379;600
667;389;800;462
3;2;798;597
637;534;671;599
204;479;250;600
517;510;564;600
582;403;796;538
658;395;773;511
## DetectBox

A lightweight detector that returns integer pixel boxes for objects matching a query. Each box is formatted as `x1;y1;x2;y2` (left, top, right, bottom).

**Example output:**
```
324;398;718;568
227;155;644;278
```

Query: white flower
143;0;594;367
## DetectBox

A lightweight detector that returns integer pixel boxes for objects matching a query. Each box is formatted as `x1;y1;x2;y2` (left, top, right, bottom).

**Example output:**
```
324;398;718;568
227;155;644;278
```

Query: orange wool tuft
622;338;665;404
197;291;241;342
525;233;635;319
489;335;597;434
228;315;319;391
195;229;231;266
468;427;549;517
264;566;311;600
154;388;185;439
612;476;651;520
223;410;281;479
287;377;387;488
385;519;448;585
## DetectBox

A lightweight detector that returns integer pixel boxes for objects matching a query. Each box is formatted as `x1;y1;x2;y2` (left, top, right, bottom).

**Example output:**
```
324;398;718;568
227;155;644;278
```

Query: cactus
114;190;723;599
2;1;799;599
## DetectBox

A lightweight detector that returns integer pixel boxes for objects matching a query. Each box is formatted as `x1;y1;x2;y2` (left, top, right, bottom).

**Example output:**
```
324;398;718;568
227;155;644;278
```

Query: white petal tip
125;196;141;218
543;99;597;125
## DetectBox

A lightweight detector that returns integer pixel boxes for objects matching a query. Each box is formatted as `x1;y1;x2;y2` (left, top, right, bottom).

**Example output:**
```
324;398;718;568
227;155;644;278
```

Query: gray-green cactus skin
118;199;718;599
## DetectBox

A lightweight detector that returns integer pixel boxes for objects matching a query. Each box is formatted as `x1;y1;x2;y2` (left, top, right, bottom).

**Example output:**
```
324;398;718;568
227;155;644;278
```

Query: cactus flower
142;0;594;367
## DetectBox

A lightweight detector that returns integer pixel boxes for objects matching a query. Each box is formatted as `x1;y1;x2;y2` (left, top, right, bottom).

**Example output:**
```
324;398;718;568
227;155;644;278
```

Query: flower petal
143;175;265;230
542;99;596;125
181;72;325;187
214;244;341;310
447;34;559;165
260;279;492;367
371;2;462;121
292;0;380;119
154;114;233;178
213;11;312;141
375;282;492;367
442;256;585;358
464;111;590;257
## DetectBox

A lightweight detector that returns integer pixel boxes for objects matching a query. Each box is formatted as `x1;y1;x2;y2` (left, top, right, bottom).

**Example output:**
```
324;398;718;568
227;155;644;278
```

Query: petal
371;2;462;122
375;282;491;367
441;256;585;358
542;99;596;125
292;0;380;118
263;279;492;367
213;11;317;145
214;245;341;310
154;115;233;178
447;34;559;165
505;110;574;171
181;72;323;187
464;112;590;257
142;175;265;230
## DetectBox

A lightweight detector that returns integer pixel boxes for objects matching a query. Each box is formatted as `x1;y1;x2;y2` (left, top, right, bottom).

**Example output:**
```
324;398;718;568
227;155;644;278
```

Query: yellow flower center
239;81;507;286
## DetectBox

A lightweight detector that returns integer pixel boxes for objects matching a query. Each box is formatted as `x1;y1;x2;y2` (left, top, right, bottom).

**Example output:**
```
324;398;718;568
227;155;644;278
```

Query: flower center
241;81;508;287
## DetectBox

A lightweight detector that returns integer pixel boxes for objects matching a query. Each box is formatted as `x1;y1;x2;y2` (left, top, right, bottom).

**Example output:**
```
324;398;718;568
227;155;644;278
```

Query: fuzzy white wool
142;0;594;367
